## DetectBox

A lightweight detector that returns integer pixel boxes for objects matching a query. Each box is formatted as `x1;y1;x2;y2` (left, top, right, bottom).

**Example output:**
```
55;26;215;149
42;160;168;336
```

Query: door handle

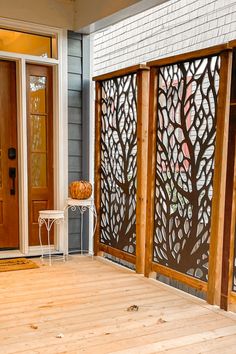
9;167;16;195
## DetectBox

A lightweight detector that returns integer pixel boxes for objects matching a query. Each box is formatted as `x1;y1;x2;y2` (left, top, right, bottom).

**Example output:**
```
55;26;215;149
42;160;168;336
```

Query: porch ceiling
0;0;169;33
1;256;236;353
74;0;169;34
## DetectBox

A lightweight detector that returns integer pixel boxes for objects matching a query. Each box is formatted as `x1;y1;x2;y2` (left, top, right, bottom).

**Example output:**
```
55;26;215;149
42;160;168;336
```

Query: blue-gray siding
68;31;83;250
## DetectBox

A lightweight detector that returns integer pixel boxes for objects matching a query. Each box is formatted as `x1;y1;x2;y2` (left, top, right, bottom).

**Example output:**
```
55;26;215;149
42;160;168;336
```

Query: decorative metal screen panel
100;74;137;254
153;56;220;282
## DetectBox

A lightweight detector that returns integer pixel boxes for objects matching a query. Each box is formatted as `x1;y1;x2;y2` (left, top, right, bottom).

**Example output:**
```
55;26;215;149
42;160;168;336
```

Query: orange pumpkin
69;181;92;200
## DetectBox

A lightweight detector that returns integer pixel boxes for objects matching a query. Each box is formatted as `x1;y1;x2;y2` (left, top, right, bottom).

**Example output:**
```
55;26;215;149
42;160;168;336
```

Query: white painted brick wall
93;0;236;76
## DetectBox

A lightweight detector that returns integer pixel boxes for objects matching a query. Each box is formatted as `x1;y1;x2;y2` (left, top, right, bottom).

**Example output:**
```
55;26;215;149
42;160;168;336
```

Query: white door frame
0;18;68;257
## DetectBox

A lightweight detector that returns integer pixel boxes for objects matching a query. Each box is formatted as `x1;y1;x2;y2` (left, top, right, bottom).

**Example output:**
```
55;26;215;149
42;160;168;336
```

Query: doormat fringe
0;258;39;272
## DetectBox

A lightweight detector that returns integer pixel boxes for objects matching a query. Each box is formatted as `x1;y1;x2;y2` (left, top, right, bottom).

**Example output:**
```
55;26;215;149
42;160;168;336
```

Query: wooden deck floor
0;256;236;354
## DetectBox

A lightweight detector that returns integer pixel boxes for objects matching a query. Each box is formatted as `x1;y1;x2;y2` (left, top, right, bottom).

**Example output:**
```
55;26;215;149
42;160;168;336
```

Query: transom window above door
0;28;57;58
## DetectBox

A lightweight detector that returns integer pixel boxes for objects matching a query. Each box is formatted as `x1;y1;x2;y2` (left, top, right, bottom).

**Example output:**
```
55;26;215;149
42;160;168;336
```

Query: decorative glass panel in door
27;65;53;246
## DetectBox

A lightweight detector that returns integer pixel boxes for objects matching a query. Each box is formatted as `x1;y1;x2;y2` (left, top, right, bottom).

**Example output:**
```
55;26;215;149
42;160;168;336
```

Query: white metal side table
65;198;97;257
38;210;65;266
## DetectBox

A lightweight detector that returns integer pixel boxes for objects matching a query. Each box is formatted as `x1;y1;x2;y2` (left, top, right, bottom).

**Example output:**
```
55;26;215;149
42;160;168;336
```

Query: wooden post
144;67;159;277
136;68;150;274
221;108;236;310
94;80;102;256
207;50;233;305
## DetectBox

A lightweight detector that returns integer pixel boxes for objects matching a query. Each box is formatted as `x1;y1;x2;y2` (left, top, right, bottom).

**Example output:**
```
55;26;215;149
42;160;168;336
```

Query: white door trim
0;18;68;257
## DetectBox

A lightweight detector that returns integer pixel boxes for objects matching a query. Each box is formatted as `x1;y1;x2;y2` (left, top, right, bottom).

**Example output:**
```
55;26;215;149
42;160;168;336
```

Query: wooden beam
94;81;102;256
228;40;236;48
144;67;158;277
93;64;149;82
207;50;233;305
147;44;230;67
98;243;136;264
135;68;150;274
152;262;207;292
220;108;236;311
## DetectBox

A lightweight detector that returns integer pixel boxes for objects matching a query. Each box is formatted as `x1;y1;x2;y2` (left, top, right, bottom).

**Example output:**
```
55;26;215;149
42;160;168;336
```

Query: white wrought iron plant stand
38;210;65;266
65;198;97;257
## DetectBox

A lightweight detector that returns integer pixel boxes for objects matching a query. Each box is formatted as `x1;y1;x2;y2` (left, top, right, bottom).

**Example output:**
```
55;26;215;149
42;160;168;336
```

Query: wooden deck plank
107;326;236;354
157;333;236;353
0;311;233;353
0;309;227;348
0;256;235;354
3;301;208;336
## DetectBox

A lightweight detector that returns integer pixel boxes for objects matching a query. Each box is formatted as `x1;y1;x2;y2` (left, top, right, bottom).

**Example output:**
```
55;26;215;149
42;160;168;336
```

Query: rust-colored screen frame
145;45;233;305
93;65;149;273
